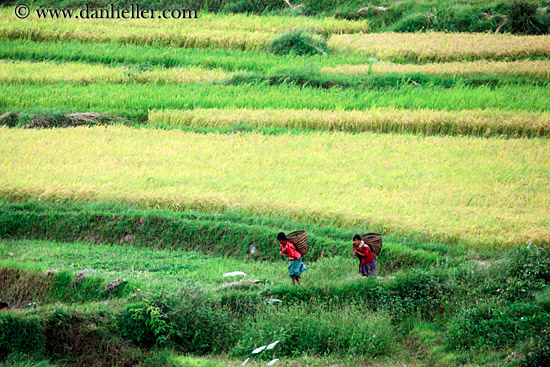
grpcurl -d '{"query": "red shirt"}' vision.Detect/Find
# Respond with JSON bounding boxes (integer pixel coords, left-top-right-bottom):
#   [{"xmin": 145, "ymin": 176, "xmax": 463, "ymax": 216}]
[
  {"xmin": 355, "ymin": 244, "xmax": 375, "ymax": 264},
  {"xmin": 281, "ymin": 241, "xmax": 301, "ymax": 260}
]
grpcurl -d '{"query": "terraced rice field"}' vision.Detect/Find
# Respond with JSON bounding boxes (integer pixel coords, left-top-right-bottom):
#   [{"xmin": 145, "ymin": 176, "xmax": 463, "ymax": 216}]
[{"xmin": 0, "ymin": 4, "xmax": 549, "ymax": 367}]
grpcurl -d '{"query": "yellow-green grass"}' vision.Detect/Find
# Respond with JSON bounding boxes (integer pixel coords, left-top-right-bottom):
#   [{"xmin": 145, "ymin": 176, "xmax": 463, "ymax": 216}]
[
  {"xmin": 0, "ymin": 8, "xmax": 368, "ymax": 35},
  {"xmin": 1, "ymin": 126, "xmax": 548, "ymax": 249},
  {"xmin": 329, "ymin": 32, "xmax": 550, "ymax": 62},
  {"xmin": 0, "ymin": 7, "xmax": 367, "ymax": 50},
  {"xmin": 0, "ymin": 60, "xmax": 230, "ymax": 84},
  {"xmin": 323, "ymin": 59, "xmax": 550, "ymax": 78},
  {"xmin": 149, "ymin": 108, "xmax": 550, "ymax": 138}
]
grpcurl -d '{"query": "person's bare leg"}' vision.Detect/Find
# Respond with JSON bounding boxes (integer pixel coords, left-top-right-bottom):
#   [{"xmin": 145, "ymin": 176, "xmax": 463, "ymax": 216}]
[
  {"xmin": 292, "ymin": 276, "xmax": 296, "ymax": 285},
  {"xmin": 296, "ymin": 276, "xmax": 301, "ymax": 285}
]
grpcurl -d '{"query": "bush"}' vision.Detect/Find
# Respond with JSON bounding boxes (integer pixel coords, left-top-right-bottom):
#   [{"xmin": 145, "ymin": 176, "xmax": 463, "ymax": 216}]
[
  {"xmin": 382, "ymin": 269, "xmax": 449, "ymax": 319},
  {"xmin": 232, "ymin": 304, "xmax": 394, "ymax": 357},
  {"xmin": 119, "ymin": 297, "xmax": 175, "ymax": 348},
  {"xmin": 267, "ymin": 28, "xmax": 328, "ymax": 56},
  {"xmin": 507, "ymin": 0, "xmax": 549, "ymax": 35}
]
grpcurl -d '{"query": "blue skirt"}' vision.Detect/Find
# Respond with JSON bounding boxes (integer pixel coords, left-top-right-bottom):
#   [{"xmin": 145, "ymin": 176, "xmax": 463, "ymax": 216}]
[
  {"xmin": 359, "ymin": 258, "xmax": 377, "ymax": 277},
  {"xmin": 288, "ymin": 258, "xmax": 307, "ymax": 278}
]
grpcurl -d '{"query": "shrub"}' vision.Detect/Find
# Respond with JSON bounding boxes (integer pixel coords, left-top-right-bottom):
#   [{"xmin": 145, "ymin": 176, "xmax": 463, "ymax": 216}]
[
  {"xmin": 119, "ymin": 288, "xmax": 237, "ymax": 353},
  {"xmin": 119, "ymin": 297, "xmax": 175, "ymax": 348},
  {"xmin": 267, "ymin": 28, "xmax": 328, "ymax": 56},
  {"xmin": 382, "ymin": 269, "xmax": 449, "ymax": 319}
]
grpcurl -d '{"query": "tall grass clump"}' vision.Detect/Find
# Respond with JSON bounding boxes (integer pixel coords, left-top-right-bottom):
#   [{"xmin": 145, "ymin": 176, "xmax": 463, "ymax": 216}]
[
  {"xmin": 268, "ymin": 28, "xmax": 328, "ymax": 56},
  {"xmin": 232, "ymin": 304, "xmax": 394, "ymax": 357}
]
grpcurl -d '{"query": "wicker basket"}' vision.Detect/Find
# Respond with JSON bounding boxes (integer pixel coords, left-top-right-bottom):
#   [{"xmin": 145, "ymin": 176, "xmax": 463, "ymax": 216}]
[
  {"xmin": 286, "ymin": 230, "xmax": 308, "ymax": 256},
  {"xmin": 361, "ymin": 233, "xmax": 382, "ymax": 256}
]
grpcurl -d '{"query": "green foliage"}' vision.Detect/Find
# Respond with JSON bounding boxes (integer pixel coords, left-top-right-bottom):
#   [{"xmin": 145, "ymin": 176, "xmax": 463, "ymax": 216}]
[
  {"xmin": 12, "ymin": 0, "xmax": 549, "ymax": 34},
  {"xmin": 232, "ymin": 304, "xmax": 394, "ymax": 357},
  {"xmin": 0, "ymin": 266, "xmax": 129, "ymax": 307},
  {"xmin": 119, "ymin": 298, "xmax": 175, "ymax": 348},
  {"xmin": 0, "ymin": 354, "xmax": 57, "ymax": 367},
  {"xmin": 507, "ymin": 0, "xmax": 550, "ymax": 35},
  {"xmin": 119, "ymin": 289, "xmax": 237, "ymax": 353},
  {"xmin": 383, "ymin": 269, "xmax": 449, "ymax": 319},
  {"xmin": 0, "ymin": 40, "xmax": 369, "ymax": 74},
  {"xmin": 268, "ymin": 28, "xmax": 328, "ymax": 56},
  {"xmin": 447, "ymin": 301, "xmax": 550, "ymax": 350},
  {"xmin": 45, "ymin": 308, "xmax": 141, "ymax": 367},
  {"xmin": 0, "ymin": 314, "xmax": 45, "ymax": 359}
]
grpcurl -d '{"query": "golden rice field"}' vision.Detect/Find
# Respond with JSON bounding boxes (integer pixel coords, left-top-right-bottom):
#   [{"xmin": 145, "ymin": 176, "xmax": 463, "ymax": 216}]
[
  {"xmin": 0, "ymin": 8, "xmax": 366, "ymax": 50},
  {"xmin": 149, "ymin": 108, "xmax": 550, "ymax": 137},
  {"xmin": 0, "ymin": 8, "xmax": 368, "ymax": 35},
  {"xmin": 329, "ymin": 32, "xmax": 550, "ymax": 61},
  {"xmin": 1, "ymin": 126, "xmax": 548, "ymax": 249},
  {"xmin": 0, "ymin": 60, "xmax": 230, "ymax": 84},
  {"xmin": 323, "ymin": 59, "xmax": 550, "ymax": 77}
]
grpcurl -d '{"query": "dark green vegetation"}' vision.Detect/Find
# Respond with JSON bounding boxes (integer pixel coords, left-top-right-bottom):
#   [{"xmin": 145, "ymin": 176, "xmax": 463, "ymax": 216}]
[
  {"xmin": 267, "ymin": 28, "xmax": 329, "ymax": 56},
  {"xmin": 226, "ymin": 66, "xmax": 550, "ymax": 89},
  {"xmin": 5, "ymin": 0, "xmax": 550, "ymax": 34}
]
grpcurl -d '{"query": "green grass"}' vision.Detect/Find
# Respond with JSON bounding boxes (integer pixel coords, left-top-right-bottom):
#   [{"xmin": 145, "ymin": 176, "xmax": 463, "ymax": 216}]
[
  {"xmin": 0, "ymin": 40, "xmax": 370, "ymax": 72},
  {"xmin": 1, "ymin": 83, "xmax": 549, "ymax": 119}
]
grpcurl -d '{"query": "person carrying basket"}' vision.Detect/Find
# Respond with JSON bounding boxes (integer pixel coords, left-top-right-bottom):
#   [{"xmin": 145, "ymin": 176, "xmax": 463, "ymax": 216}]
[
  {"xmin": 278, "ymin": 232, "xmax": 307, "ymax": 285},
  {"xmin": 353, "ymin": 234, "xmax": 377, "ymax": 277}
]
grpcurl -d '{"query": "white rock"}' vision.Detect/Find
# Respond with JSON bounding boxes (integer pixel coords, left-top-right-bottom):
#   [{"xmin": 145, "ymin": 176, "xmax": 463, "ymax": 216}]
[
  {"xmin": 266, "ymin": 340, "xmax": 280, "ymax": 350},
  {"xmin": 223, "ymin": 271, "xmax": 247, "ymax": 278},
  {"xmin": 251, "ymin": 345, "xmax": 266, "ymax": 354},
  {"xmin": 242, "ymin": 358, "xmax": 250, "ymax": 366},
  {"xmin": 267, "ymin": 359, "xmax": 280, "ymax": 366}
]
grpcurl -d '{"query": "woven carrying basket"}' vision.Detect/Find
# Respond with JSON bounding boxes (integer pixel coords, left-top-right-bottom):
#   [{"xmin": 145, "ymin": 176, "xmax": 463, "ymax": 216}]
[
  {"xmin": 361, "ymin": 233, "xmax": 382, "ymax": 256},
  {"xmin": 286, "ymin": 230, "xmax": 308, "ymax": 256}
]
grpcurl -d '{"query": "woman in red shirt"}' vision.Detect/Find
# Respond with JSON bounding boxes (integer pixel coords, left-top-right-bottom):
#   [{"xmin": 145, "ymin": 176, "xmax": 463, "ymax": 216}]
[
  {"xmin": 353, "ymin": 234, "xmax": 376, "ymax": 277},
  {"xmin": 278, "ymin": 232, "xmax": 307, "ymax": 285}
]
